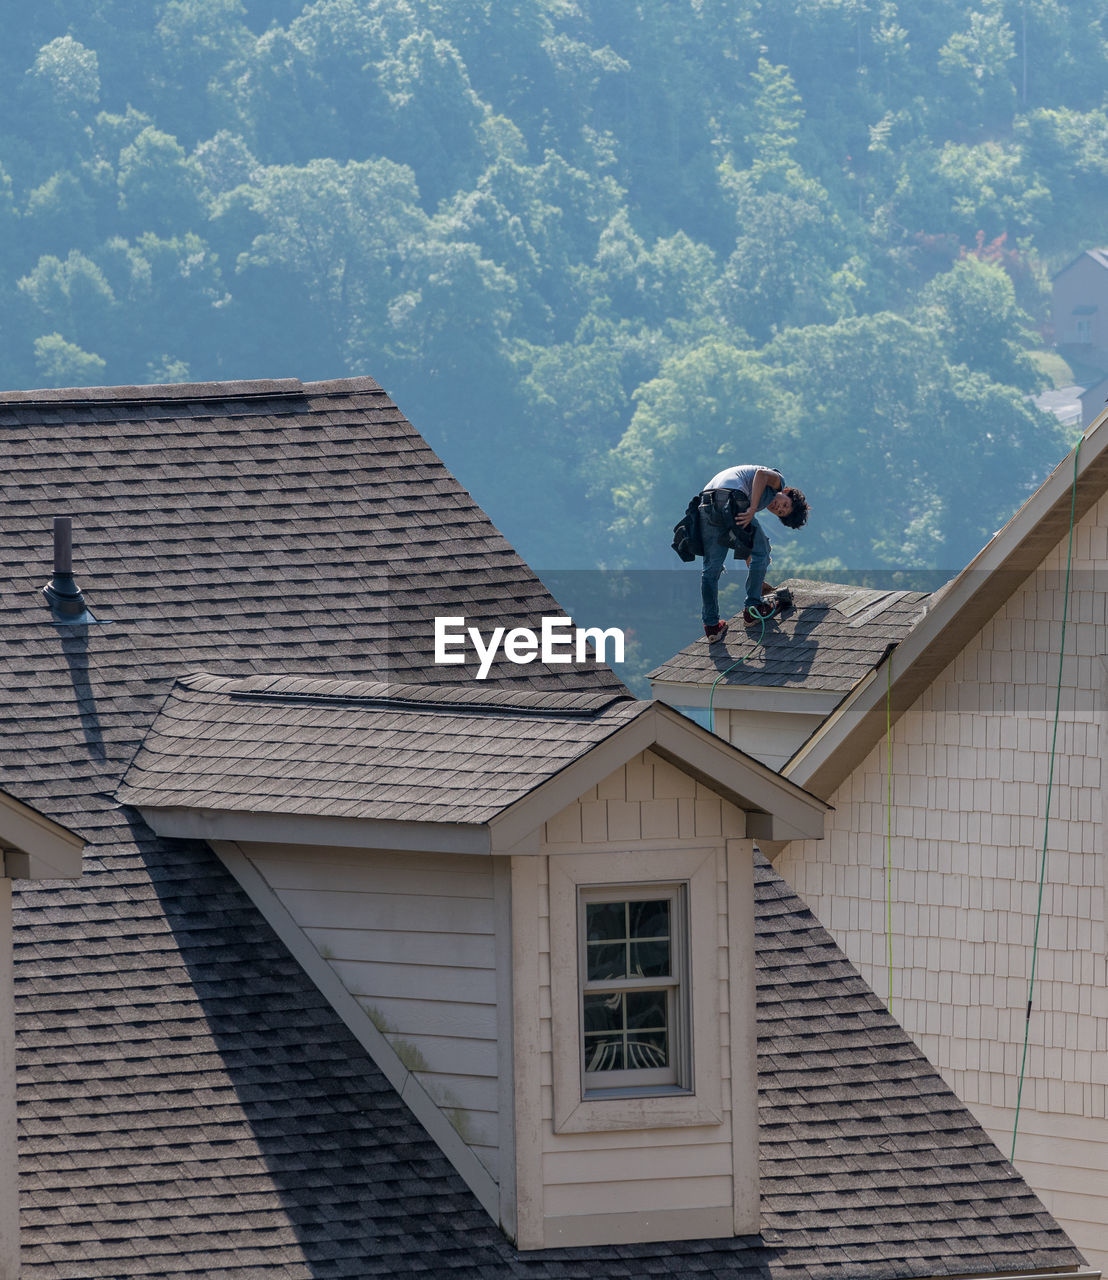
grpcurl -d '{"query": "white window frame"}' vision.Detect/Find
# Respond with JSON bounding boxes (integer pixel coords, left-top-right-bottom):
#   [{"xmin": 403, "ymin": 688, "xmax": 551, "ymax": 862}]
[
  {"xmin": 548, "ymin": 846, "xmax": 724, "ymax": 1134},
  {"xmin": 578, "ymin": 883, "xmax": 689, "ymax": 1093}
]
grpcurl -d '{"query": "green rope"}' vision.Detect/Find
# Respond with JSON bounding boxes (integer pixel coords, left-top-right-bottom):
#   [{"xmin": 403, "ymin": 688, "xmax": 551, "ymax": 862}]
[
  {"xmin": 1011, "ymin": 437, "xmax": 1082, "ymax": 1163},
  {"xmin": 886, "ymin": 658, "xmax": 893, "ymax": 1010},
  {"xmin": 708, "ymin": 609, "xmax": 769, "ymax": 734}
]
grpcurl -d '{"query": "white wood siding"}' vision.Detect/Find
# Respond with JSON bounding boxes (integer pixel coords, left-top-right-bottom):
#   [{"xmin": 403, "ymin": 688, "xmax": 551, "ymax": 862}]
[
  {"xmin": 244, "ymin": 844, "xmax": 502, "ymax": 1180},
  {"xmin": 715, "ymin": 707, "xmax": 824, "ymax": 771},
  {"xmin": 512, "ymin": 750, "xmax": 756, "ymax": 1249},
  {"xmin": 776, "ymin": 492, "xmax": 1108, "ymax": 1270}
]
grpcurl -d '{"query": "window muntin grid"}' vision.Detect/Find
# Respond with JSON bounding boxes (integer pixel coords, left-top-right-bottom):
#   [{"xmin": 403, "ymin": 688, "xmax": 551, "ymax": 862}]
[{"xmin": 578, "ymin": 886, "xmax": 687, "ymax": 1092}]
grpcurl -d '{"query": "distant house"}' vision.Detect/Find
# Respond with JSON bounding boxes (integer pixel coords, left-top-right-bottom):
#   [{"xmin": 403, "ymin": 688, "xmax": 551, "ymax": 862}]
[
  {"xmin": 1080, "ymin": 374, "xmax": 1108, "ymax": 428},
  {"xmin": 652, "ymin": 406, "xmax": 1108, "ymax": 1271},
  {"xmin": 1052, "ymin": 248, "xmax": 1108, "ymax": 371},
  {"xmin": 1033, "ymin": 383, "xmax": 1084, "ymax": 430},
  {"xmin": 0, "ymin": 378, "xmax": 1091, "ymax": 1278}
]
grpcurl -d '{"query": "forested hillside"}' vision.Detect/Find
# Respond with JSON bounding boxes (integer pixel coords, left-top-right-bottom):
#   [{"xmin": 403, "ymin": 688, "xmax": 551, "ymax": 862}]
[{"xmin": 1, "ymin": 0, "xmax": 1103, "ymax": 572}]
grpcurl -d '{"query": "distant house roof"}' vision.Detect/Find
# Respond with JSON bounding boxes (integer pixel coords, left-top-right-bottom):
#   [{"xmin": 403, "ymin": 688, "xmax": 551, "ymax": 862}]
[
  {"xmin": 649, "ymin": 580, "xmax": 929, "ymax": 695},
  {"xmin": 1053, "ymin": 246, "xmax": 1108, "ymax": 279},
  {"xmin": 2, "ymin": 378, "xmax": 1086, "ymax": 1277},
  {"xmin": 1034, "ymin": 384, "xmax": 1085, "ymax": 428}
]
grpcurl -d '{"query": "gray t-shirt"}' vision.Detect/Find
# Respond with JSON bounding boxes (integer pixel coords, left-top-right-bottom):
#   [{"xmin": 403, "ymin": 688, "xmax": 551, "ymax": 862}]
[{"xmin": 704, "ymin": 464, "xmax": 782, "ymax": 499}]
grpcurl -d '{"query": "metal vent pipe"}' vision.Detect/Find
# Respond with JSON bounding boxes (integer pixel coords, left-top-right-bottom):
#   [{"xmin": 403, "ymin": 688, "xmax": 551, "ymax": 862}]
[{"xmin": 43, "ymin": 517, "xmax": 87, "ymax": 617}]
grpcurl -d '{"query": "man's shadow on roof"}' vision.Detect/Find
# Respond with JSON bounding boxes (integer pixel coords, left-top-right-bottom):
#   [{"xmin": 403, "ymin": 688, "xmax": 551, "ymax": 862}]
[{"xmin": 710, "ymin": 604, "xmax": 831, "ymax": 682}]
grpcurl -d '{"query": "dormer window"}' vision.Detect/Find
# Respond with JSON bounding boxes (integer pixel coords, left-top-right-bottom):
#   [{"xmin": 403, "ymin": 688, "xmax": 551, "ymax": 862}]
[
  {"xmin": 579, "ymin": 886, "xmax": 688, "ymax": 1092},
  {"xmin": 549, "ymin": 847, "xmax": 727, "ymax": 1135}
]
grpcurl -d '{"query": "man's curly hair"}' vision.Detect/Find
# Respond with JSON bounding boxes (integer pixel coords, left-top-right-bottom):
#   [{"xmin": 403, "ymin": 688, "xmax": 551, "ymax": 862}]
[{"xmin": 779, "ymin": 486, "xmax": 809, "ymax": 529}]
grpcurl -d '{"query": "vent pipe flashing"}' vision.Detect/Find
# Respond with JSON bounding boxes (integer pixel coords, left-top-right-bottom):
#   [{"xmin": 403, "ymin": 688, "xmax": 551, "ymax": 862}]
[{"xmin": 43, "ymin": 517, "xmax": 96, "ymax": 622}]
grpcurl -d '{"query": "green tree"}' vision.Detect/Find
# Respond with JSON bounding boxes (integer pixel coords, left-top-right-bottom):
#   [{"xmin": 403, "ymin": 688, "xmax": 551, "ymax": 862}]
[
  {"xmin": 917, "ymin": 257, "xmax": 1040, "ymax": 390},
  {"xmin": 604, "ymin": 338, "xmax": 797, "ymax": 567},
  {"xmin": 1015, "ymin": 105, "xmax": 1108, "ymax": 253},
  {"xmin": 28, "ymin": 35, "xmax": 100, "ymax": 114},
  {"xmin": 117, "ymin": 126, "xmax": 206, "ymax": 235},
  {"xmin": 222, "ymin": 156, "xmax": 428, "ymax": 370},
  {"xmin": 717, "ymin": 60, "xmax": 860, "ymax": 340},
  {"xmin": 24, "ymin": 170, "xmax": 98, "ymax": 264},
  {"xmin": 936, "ymin": 4, "xmax": 1017, "ymax": 130},
  {"xmin": 217, "ymin": 0, "xmax": 401, "ymax": 164},
  {"xmin": 33, "ymin": 332, "xmax": 107, "ymax": 386},
  {"xmin": 97, "ymin": 232, "xmax": 227, "ymax": 380},
  {"xmin": 20, "ymin": 36, "xmax": 100, "ymax": 179},
  {"xmin": 19, "ymin": 250, "xmax": 116, "ymax": 357},
  {"xmin": 762, "ymin": 312, "xmax": 1064, "ymax": 568},
  {"xmin": 154, "ymin": 0, "xmax": 253, "ymax": 140},
  {"xmin": 380, "ymin": 32, "xmax": 489, "ymax": 206}
]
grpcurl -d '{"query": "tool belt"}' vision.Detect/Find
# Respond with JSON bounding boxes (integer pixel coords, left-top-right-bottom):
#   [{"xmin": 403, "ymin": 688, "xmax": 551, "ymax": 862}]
[{"xmin": 699, "ymin": 488, "xmax": 756, "ymax": 556}]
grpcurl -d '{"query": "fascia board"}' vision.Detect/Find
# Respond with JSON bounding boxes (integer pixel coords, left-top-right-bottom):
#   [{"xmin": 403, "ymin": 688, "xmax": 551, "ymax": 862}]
[
  {"xmin": 787, "ymin": 416, "xmax": 1108, "ymax": 797},
  {"xmin": 134, "ymin": 805, "xmax": 493, "ymax": 855},
  {"xmin": 488, "ymin": 703, "xmax": 829, "ymax": 852},
  {"xmin": 0, "ymin": 791, "xmax": 84, "ymax": 880},
  {"xmin": 651, "ymin": 678, "xmax": 844, "ymax": 715},
  {"xmin": 933, "ymin": 1273, "xmax": 1100, "ymax": 1280}
]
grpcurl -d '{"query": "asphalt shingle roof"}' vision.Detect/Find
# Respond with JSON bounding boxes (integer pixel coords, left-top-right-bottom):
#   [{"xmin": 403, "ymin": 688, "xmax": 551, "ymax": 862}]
[
  {"xmin": 649, "ymin": 580, "xmax": 929, "ymax": 692},
  {"xmin": 1, "ymin": 377, "xmax": 1084, "ymax": 1278},
  {"xmin": 117, "ymin": 672, "xmax": 641, "ymax": 823}
]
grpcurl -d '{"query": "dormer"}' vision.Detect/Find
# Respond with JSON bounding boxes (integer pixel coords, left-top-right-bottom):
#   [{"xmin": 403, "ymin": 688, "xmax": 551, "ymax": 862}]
[
  {"xmin": 649, "ymin": 581, "xmax": 929, "ymax": 769},
  {"xmin": 118, "ymin": 673, "xmax": 827, "ymax": 1249}
]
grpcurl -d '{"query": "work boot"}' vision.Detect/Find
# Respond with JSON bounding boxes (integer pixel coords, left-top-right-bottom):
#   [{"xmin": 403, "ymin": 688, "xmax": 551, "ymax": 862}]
[
  {"xmin": 744, "ymin": 595, "xmax": 791, "ymax": 626},
  {"xmin": 704, "ymin": 620, "xmax": 728, "ymax": 642}
]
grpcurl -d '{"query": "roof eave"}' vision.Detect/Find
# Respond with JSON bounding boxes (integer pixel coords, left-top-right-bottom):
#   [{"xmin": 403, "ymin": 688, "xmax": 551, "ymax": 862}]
[
  {"xmin": 651, "ymin": 677, "xmax": 846, "ymax": 715},
  {"xmin": 132, "ymin": 804, "xmax": 495, "ymax": 855}
]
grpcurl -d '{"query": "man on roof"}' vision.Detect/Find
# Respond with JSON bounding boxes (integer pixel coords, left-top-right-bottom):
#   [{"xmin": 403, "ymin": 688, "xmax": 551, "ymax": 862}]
[{"xmin": 699, "ymin": 463, "xmax": 809, "ymax": 641}]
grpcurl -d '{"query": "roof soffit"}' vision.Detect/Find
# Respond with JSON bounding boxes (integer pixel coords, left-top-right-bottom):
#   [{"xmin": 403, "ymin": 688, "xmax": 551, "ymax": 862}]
[{"xmin": 0, "ymin": 788, "xmax": 84, "ymax": 879}]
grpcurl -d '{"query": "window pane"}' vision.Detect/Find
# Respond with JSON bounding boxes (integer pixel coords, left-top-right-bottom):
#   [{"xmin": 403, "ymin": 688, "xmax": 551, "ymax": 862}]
[
  {"xmin": 629, "ymin": 898, "xmax": 670, "ymax": 940},
  {"xmin": 630, "ymin": 938, "xmax": 670, "ymax": 977},
  {"xmin": 583, "ymin": 989, "xmax": 670, "ymax": 1074},
  {"xmin": 625, "ymin": 989, "xmax": 667, "ymax": 1031},
  {"xmin": 582, "ymin": 992, "xmax": 623, "ymax": 1033},
  {"xmin": 586, "ymin": 901, "xmax": 625, "ymax": 942},
  {"xmin": 587, "ymin": 941, "xmax": 627, "ymax": 981},
  {"xmin": 625, "ymin": 1030, "xmax": 667, "ymax": 1069},
  {"xmin": 584, "ymin": 1033, "xmax": 624, "ymax": 1072}
]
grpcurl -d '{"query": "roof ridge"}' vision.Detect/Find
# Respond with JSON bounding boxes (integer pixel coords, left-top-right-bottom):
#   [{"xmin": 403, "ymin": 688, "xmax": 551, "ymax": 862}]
[
  {"xmin": 0, "ymin": 376, "xmax": 384, "ymax": 407},
  {"xmin": 177, "ymin": 671, "xmax": 637, "ymax": 720}
]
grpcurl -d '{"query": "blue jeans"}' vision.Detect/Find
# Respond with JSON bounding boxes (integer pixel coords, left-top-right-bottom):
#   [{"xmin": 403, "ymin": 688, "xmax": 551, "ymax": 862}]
[{"xmin": 699, "ymin": 495, "xmax": 771, "ymax": 626}]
